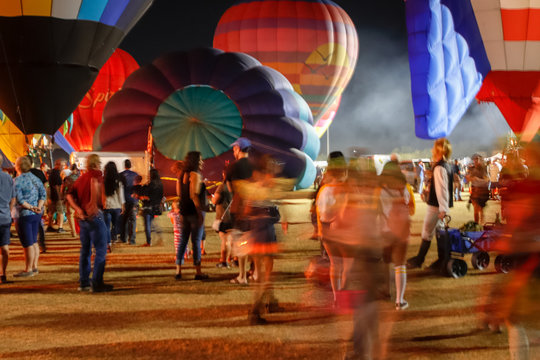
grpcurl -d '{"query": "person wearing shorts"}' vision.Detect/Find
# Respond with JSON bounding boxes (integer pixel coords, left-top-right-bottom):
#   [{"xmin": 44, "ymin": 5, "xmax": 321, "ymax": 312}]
[
  {"xmin": 14, "ymin": 156, "xmax": 47, "ymax": 277},
  {"xmin": 0, "ymin": 156, "xmax": 16, "ymax": 283}
]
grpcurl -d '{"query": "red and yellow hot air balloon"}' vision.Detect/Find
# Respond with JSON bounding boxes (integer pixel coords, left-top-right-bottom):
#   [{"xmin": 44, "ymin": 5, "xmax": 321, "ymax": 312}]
[
  {"xmin": 62, "ymin": 49, "xmax": 139, "ymax": 151},
  {"xmin": 473, "ymin": 1, "xmax": 540, "ymax": 141},
  {"xmin": 213, "ymin": 0, "xmax": 358, "ymax": 137}
]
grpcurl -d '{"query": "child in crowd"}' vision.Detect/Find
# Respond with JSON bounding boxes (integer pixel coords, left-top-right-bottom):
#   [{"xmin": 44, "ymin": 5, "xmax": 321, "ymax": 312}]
[{"xmin": 168, "ymin": 200, "xmax": 182, "ymax": 267}]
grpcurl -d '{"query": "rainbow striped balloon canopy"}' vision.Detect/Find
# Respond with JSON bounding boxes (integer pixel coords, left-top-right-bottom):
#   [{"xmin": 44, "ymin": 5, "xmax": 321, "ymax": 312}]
[{"xmin": 214, "ymin": 0, "xmax": 359, "ymax": 137}]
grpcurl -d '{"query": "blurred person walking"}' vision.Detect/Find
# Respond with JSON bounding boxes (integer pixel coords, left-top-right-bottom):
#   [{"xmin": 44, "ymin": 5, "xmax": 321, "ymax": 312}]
[
  {"xmin": 316, "ymin": 151, "xmax": 348, "ymax": 305},
  {"xmin": 140, "ymin": 168, "xmax": 164, "ymax": 247},
  {"xmin": 479, "ymin": 142, "xmax": 540, "ymax": 360},
  {"xmin": 379, "ymin": 159, "xmax": 413, "ymax": 310},
  {"xmin": 0, "ymin": 154, "xmax": 16, "ymax": 283},
  {"xmin": 103, "ymin": 162, "xmax": 125, "ymax": 251},
  {"xmin": 236, "ymin": 155, "xmax": 284, "ymax": 324},
  {"xmin": 13, "ymin": 156, "xmax": 46, "ymax": 277},
  {"xmin": 119, "ymin": 159, "xmax": 139, "ymax": 245},
  {"xmin": 407, "ymin": 138, "xmax": 453, "ymax": 270},
  {"xmin": 66, "ymin": 154, "xmax": 112, "ymax": 292},
  {"xmin": 175, "ymin": 152, "xmax": 208, "ymax": 280}
]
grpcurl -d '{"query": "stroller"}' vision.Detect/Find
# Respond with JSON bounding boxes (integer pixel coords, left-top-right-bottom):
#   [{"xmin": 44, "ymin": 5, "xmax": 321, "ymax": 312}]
[{"xmin": 434, "ymin": 216, "xmax": 509, "ymax": 278}]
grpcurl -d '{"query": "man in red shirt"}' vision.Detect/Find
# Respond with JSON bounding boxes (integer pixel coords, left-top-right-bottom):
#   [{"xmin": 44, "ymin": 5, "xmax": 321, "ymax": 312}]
[{"xmin": 66, "ymin": 154, "xmax": 112, "ymax": 293}]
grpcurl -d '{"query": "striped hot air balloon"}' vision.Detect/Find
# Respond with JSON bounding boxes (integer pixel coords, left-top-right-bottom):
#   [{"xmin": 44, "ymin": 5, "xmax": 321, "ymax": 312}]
[
  {"xmin": 213, "ymin": 0, "xmax": 359, "ymax": 137},
  {"xmin": 406, "ymin": 0, "xmax": 540, "ymax": 140},
  {"xmin": 0, "ymin": 0, "xmax": 153, "ymax": 135},
  {"xmin": 473, "ymin": 0, "xmax": 540, "ymax": 140}
]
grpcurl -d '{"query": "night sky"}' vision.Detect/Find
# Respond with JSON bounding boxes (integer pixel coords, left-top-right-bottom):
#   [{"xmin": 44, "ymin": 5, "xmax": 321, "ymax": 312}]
[{"xmin": 120, "ymin": 0, "xmax": 511, "ymax": 159}]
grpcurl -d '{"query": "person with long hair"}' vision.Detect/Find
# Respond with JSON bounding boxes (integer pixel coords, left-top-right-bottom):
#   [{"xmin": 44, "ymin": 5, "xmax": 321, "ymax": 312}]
[
  {"xmin": 407, "ymin": 138, "xmax": 454, "ymax": 270},
  {"xmin": 103, "ymin": 162, "xmax": 125, "ymax": 251},
  {"xmin": 13, "ymin": 156, "xmax": 46, "ymax": 277},
  {"xmin": 140, "ymin": 168, "xmax": 164, "ymax": 247},
  {"xmin": 175, "ymin": 151, "xmax": 208, "ymax": 280}
]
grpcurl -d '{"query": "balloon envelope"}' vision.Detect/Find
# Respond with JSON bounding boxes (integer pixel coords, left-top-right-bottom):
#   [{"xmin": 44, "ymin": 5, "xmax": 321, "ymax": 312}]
[
  {"xmin": 213, "ymin": 0, "xmax": 359, "ymax": 136},
  {"xmin": 96, "ymin": 48, "xmax": 320, "ymax": 190},
  {"xmin": 0, "ymin": 0, "xmax": 153, "ymax": 135},
  {"xmin": 64, "ymin": 48, "xmax": 139, "ymax": 151}
]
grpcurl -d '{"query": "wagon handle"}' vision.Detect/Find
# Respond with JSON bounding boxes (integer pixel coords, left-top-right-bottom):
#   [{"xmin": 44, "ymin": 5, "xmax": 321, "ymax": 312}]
[{"xmin": 443, "ymin": 215, "xmax": 451, "ymax": 228}]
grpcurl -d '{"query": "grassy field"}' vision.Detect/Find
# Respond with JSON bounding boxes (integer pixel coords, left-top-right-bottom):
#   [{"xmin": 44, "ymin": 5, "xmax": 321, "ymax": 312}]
[{"xmin": 1, "ymin": 193, "xmax": 538, "ymax": 359}]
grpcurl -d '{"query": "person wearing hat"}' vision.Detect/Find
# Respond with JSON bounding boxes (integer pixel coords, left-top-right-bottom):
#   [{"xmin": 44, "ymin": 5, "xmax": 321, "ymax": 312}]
[{"xmin": 226, "ymin": 137, "xmax": 254, "ymax": 285}]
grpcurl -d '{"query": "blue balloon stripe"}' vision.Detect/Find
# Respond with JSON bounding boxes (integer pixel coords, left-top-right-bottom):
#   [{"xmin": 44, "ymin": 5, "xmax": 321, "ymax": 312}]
[
  {"xmin": 100, "ymin": 0, "xmax": 131, "ymax": 26},
  {"xmin": 77, "ymin": 0, "xmax": 108, "ymax": 22}
]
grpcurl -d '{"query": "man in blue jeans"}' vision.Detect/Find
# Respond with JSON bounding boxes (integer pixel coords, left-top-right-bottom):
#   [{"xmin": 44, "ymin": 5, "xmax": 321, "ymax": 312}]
[
  {"xmin": 66, "ymin": 154, "xmax": 112, "ymax": 293},
  {"xmin": 119, "ymin": 159, "xmax": 139, "ymax": 245}
]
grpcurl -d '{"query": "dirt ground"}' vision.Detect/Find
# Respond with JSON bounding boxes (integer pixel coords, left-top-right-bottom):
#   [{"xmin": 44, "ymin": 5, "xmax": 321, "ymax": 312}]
[{"xmin": 1, "ymin": 192, "xmax": 539, "ymax": 359}]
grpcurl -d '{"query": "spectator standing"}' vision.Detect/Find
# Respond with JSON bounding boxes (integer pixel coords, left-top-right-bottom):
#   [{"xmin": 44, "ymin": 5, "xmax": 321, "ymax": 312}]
[
  {"xmin": 140, "ymin": 168, "xmax": 164, "ymax": 247},
  {"xmin": 119, "ymin": 160, "xmax": 139, "ymax": 245},
  {"xmin": 407, "ymin": 138, "xmax": 453, "ymax": 270},
  {"xmin": 226, "ymin": 138, "xmax": 254, "ymax": 285},
  {"xmin": 29, "ymin": 158, "xmax": 48, "ymax": 252},
  {"xmin": 175, "ymin": 151, "xmax": 208, "ymax": 280},
  {"xmin": 47, "ymin": 159, "xmax": 66, "ymax": 233},
  {"xmin": 13, "ymin": 156, "xmax": 46, "ymax": 277},
  {"xmin": 417, "ymin": 160, "xmax": 425, "ymax": 193},
  {"xmin": 452, "ymin": 159, "xmax": 462, "ymax": 201},
  {"xmin": 213, "ymin": 170, "xmax": 233, "ymax": 269},
  {"xmin": 488, "ymin": 159, "xmax": 502, "ymax": 199},
  {"xmin": 0, "ymin": 155, "xmax": 16, "ymax": 283},
  {"xmin": 66, "ymin": 154, "xmax": 112, "ymax": 292},
  {"xmin": 62, "ymin": 164, "xmax": 80, "ymax": 237},
  {"xmin": 103, "ymin": 162, "xmax": 125, "ymax": 251},
  {"xmin": 466, "ymin": 154, "xmax": 490, "ymax": 225}
]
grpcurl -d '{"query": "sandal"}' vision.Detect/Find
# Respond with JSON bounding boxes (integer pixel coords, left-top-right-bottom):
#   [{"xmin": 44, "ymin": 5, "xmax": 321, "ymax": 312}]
[{"xmin": 229, "ymin": 277, "xmax": 248, "ymax": 285}]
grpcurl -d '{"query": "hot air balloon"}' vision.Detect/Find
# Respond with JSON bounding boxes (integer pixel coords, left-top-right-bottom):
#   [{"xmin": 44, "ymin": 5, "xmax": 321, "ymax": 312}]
[
  {"xmin": 95, "ymin": 48, "xmax": 320, "ymax": 193},
  {"xmin": 406, "ymin": 0, "xmax": 540, "ymax": 140},
  {"xmin": 62, "ymin": 48, "xmax": 139, "ymax": 151},
  {"xmin": 213, "ymin": 0, "xmax": 359, "ymax": 136},
  {"xmin": 406, "ymin": 0, "xmax": 490, "ymax": 139},
  {"xmin": 472, "ymin": 1, "xmax": 540, "ymax": 140},
  {"xmin": 0, "ymin": 0, "xmax": 153, "ymax": 135}
]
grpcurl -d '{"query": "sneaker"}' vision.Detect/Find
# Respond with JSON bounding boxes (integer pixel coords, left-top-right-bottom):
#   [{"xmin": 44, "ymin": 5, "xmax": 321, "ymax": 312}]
[
  {"xmin": 141, "ymin": 243, "xmax": 151, "ymax": 247},
  {"xmin": 396, "ymin": 301, "xmax": 409, "ymax": 310},
  {"xmin": 194, "ymin": 273, "xmax": 209, "ymax": 280},
  {"xmin": 0, "ymin": 275, "xmax": 7, "ymax": 284},
  {"xmin": 57, "ymin": 228, "xmax": 66, "ymax": 233},
  {"xmin": 175, "ymin": 274, "xmax": 182, "ymax": 281},
  {"xmin": 78, "ymin": 286, "xmax": 92, "ymax": 292},
  {"xmin": 46, "ymin": 227, "xmax": 56, "ymax": 232},
  {"xmin": 92, "ymin": 283, "xmax": 114, "ymax": 293},
  {"xmin": 14, "ymin": 271, "xmax": 35, "ymax": 278},
  {"xmin": 216, "ymin": 262, "xmax": 230, "ymax": 269},
  {"xmin": 32, "ymin": 268, "xmax": 39, "ymax": 275}
]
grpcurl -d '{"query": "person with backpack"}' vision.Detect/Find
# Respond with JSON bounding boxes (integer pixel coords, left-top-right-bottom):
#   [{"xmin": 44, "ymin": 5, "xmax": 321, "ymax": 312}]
[{"xmin": 407, "ymin": 138, "xmax": 453, "ymax": 270}]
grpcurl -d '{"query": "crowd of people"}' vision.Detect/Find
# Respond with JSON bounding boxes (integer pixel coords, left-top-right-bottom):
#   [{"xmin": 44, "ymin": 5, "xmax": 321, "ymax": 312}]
[{"xmin": 0, "ymin": 136, "xmax": 538, "ymax": 359}]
